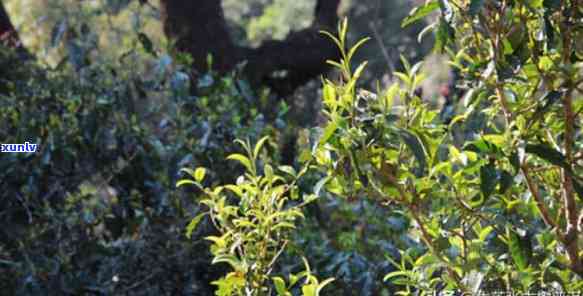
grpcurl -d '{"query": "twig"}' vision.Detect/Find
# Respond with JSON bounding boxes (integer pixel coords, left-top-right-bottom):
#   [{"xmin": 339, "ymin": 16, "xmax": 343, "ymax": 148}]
[
  {"xmin": 382, "ymin": 172, "xmax": 467, "ymax": 290},
  {"xmin": 14, "ymin": 191, "xmax": 32, "ymax": 224},
  {"xmin": 520, "ymin": 163, "xmax": 558, "ymax": 230},
  {"xmin": 368, "ymin": 0, "xmax": 395, "ymax": 77},
  {"xmin": 121, "ymin": 270, "xmax": 162, "ymax": 293},
  {"xmin": 559, "ymin": 0, "xmax": 582, "ymax": 275},
  {"xmin": 266, "ymin": 240, "xmax": 288, "ymax": 275}
]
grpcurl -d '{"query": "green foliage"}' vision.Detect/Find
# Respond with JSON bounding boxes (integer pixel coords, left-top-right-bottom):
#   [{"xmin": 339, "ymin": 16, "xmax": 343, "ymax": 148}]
[
  {"xmin": 271, "ymin": 257, "xmax": 335, "ymax": 296},
  {"xmin": 6, "ymin": 0, "xmax": 164, "ymax": 66},
  {"xmin": 0, "ymin": 31, "xmax": 284, "ymax": 293},
  {"xmin": 312, "ymin": 9, "xmax": 583, "ymax": 294},
  {"xmin": 222, "ymin": 0, "xmax": 433, "ymax": 87},
  {"xmin": 178, "ymin": 137, "xmax": 333, "ymax": 295},
  {"xmin": 402, "ymin": 1, "xmax": 439, "ymax": 28},
  {"xmin": 4, "ymin": 1, "xmax": 583, "ymax": 295},
  {"xmin": 245, "ymin": 0, "xmax": 314, "ymax": 46}
]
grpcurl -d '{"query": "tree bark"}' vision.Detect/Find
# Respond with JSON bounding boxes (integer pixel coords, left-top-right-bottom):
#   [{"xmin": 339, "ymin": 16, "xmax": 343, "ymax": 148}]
[
  {"xmin": 159, "ymin": 0, "xmax": 341, "ymax": 97},
  {"xmin": 0, "ymin": 1, "xmax": 31, "ymax": 95},
  {"xmin": 0, "ymin": 1, "xmax": 25, "ymax": 51},
  {"xmin": 159, "ymin": 0, "xmax": 240, "ymax": 73}
]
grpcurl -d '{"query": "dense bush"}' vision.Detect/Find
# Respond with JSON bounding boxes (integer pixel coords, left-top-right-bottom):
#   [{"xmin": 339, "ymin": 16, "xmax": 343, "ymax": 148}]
[
  {"xmin": 2, "ymin": 0, "xmax": 583, "ymax": 295},
  {"xmin": 0, "ymin": 38, "xmax": 288, "ymax": 293},
  {"xmin": 178, "ymin": 138, "xmax": 335, "ymax": 296},
  {"xmin": 181, "ymin": 1, "xmax": 583, "ymax": 294},
  {"xmin": 311, "ymin": 2, "xmax": 583, "ymax": 293}
]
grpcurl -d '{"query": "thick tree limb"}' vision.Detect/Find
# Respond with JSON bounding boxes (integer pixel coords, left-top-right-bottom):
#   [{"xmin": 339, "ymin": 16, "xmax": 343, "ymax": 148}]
[
  {"xmin": 159, "ymin": 0, "xmax": 342, "ymax": 97},
  {"xmin": 159, "ymin": 0, "xmax": 239, "ymax": 73},
  {"xmin": 0, "ymin": 1, "xmax": 26, "ymax": 52},
  {"xmin": 0, "ymin": 1, "xmax": 32, "ymax": 95}
]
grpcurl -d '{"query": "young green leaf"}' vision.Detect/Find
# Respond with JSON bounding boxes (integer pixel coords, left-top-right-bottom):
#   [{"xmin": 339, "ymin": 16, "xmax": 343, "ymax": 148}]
[
  {"xmin": 227, "ymin": 153, "xmax": 253, "ymax": 172},
  {"xmin": 402, "ymin": 1, "xmax": 439, "ymax": 28},
  {"xmin": 212, "ymin": 255, "xmax": 244, "ymax": 271},
  {"xmin": 347, "ymin": 38, "xmax": 370, "ymax": 64},
  {"xmin": 319, "ymin": 121, "xmax": 338, "ymax": 146},
  {"xmin": 253, "ymin": 136, "xmax": 270, "ymax": 159},
  {"xmin": 384, "ymin": 83, "xmax": 399, "ymax": 112},
  {"xmin": 273, "ymin": 277, "xmax": 290, "ymax": 296},
  {"xmin": 278, "ymin": 165, "xmax": 297, "ymax": 177},
  {"xmin": 507, "ymin": 229, "xmax": 531, "ymax": 270},
  {"xmin": 186, "ymin": 212, "xmax": 207, "ymax": 239},
  {"xmin": 194, "ymin": 167, "xmax": 206, "ymax": 182},
  {"xmin": 352, "ymin": 61, "xmax": 369, "ymax": 81},
  {"xmin": 302, "ymin": 283, "xmax": 317, "ymax": 296},
  {"xmin": 316, "ymin": 278, "xmax": 335, "ymax": 294},
  {"xmin": 176, "ymin": 179, "xmax": 198, "ymax": 188}
]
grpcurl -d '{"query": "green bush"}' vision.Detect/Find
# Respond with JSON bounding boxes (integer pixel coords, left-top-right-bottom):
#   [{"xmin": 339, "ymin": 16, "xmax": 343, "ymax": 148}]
[
  {"xmin": 3, "ymin": 0, "xmax": 583, "ymax": 295},
  {"xmin": 180, "ymin": 2, "xmax": 583, "ymax": 292},
  {"xmin": 0, "ymin": 38, "xmax": 286, "ymax": 293},
  {"xmin": 178, "ymin": 137, "xmax": 334, "ymax": 296},
  {"xmin": 311, "ymin": 2, "xmax": 583, "ymax": 293}
]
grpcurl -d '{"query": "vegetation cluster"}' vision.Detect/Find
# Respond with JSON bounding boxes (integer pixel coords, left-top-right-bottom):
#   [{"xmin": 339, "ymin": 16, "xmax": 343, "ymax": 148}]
[{"xmin": 1, "ymin": 0, "xmax": 582, "ymax": 295}]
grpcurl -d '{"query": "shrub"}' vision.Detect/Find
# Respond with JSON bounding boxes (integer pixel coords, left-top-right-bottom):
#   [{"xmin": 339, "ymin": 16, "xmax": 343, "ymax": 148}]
[
  {"xmin": 178, "ymin": 137, "xmax": 334, "ymax": 296},
  {"xmin": 0, "ymin": 39, "xmax": 284, "ymax": 293},
  {"xmin": 311, "ymin": 2, "xmax": 583, "ymax": 293}
]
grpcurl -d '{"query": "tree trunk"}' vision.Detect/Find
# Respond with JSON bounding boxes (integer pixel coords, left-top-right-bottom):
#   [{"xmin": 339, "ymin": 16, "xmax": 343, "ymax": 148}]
[
  {"xmin": 159, "ymin": 0, "xmax": 240, "ymax": 74},
  {"xmin": 0, "ymin": 1, "xmax": 31, "ymax": 94},
  {"xmin": 159, "ymin": 0, "xmax": 342, "ymax": 97},
  {"xmin": 0, "ymin": 1, "xmax": 25, "ymax": 52}
]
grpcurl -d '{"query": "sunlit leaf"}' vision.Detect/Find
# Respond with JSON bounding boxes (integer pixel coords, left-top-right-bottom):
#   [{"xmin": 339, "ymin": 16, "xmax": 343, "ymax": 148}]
[
  {"xmin": 253, "ymin": 136, "xmax": 270, "ymax": 159},
  {"xmin": 227, "ymin": 153, "xmax": 253, "ymax": 172},
  {"xmin": 402, "ymin": 1, "xmax": 439, "ymax": 28},
  {"xmin": 479, "ymin": 226, "xmax": 494, "ymax": 241},
  {"xmin": 212, "ymin": 255, "xmax": 243, "ymax": 271},
  {"xmin": 319, "ymin": 122, "xmax": 338, "ymax": 145},
  {"xmin": 273, "ymin": 277, "xmax": 290, "ymax": 296},
  {"xmin": 176, "ymin": 179, "xmax": 198, "ymax": 188},
  {"xmin": 186, "ymin": 213, "xmax": 207, "ymax": 239},
  {"xmin": 353, "ymin": 61, "xmax": 369, "ymax": 81},
  {"xmin": 278, "ymin": 165, "xmax": 297, "ymax": 177},
  {"xmin": 316, "ymin": 278, "xmax": 335, "ymax": 294},
  {"xmin": 302, "ymin": 283, "xmax": 317, "ymax": 296},
  {"xmin": 194, "ymin": 167, "xmax": 206, "ymax": 182},
  {"xmin": 507, "ymin": 228, "xmax": 531, "ymax": 270},
  {"xmin": 347, "ymin": 38, "xmax": 370, "ymax": 64}
]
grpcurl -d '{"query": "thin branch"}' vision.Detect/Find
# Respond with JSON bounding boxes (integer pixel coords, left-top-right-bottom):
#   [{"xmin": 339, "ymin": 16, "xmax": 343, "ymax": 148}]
[
  {"xmin": 266, "ymin": 240, "xmax": 288, "ymax": 274},
  {"xmin": 409, "ymin": 206, "xmax": 466, "ymax": 290},
  {"xmin": 382, "ymin": 171, "xmax": 467, "ymax": 290},
  {"xmin": 368, "ymin": 0, "xmax": 395, "ymax": 77},
  {"xmin": 559, "ymin": 0, "xmax": 582, "ymax": 275},
  {"xmin": 0, "ymin": 1, "xmax": 29, "ymax": 57},
  {"xmin": 121, "ymin": 271, "xmax": 162, "ymax": 293},
  {"xmin": 520, "ymin": 163, "xmax": 558, "ymax": 230}
]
